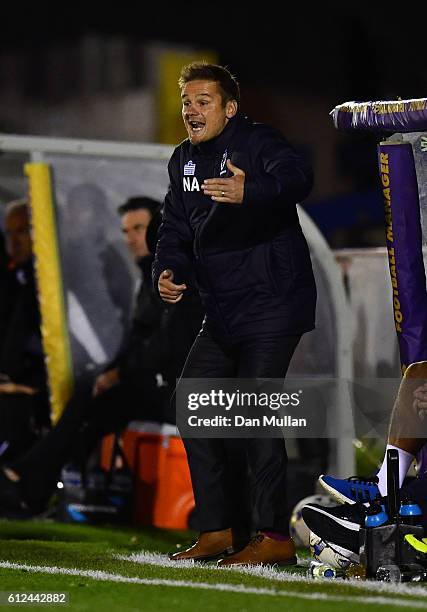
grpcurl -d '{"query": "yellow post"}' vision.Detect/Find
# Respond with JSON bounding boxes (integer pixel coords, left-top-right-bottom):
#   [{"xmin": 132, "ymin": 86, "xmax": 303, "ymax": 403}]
[{"xmin": 25, "ymin": 162, "xmax": 73, "ymax": 423}]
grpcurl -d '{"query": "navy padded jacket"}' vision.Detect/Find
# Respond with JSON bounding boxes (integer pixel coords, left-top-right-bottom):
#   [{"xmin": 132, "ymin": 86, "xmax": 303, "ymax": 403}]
[{"xmin": 153, "ymin": 113, "xmax": 316, "ymax": 341}]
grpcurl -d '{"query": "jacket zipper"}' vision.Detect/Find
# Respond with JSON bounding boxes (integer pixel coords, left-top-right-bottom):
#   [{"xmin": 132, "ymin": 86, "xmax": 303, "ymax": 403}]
[{"xmin": 193, "ymin": 155, "xmax": 231, "ymax": 337}]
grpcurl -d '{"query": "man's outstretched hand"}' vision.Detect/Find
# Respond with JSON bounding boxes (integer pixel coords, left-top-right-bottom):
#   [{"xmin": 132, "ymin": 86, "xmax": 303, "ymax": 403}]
[
  {"xmin": 202, "ymin": 159, "xmax": 245, "ymax": 204},
  {"xmin": 158, "ymin": 269, "xmax": 187, "ymax": 304}
]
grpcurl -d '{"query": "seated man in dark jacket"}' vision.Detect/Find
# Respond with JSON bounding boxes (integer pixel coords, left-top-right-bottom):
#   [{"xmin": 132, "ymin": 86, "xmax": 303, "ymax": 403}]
[
  {"xmin": 0, "ymin": 200, "xmax": 50, "ymax": 462},
  {"xmin": 0, "ymin": 197, "xmax": 204, "ymax": 517}
]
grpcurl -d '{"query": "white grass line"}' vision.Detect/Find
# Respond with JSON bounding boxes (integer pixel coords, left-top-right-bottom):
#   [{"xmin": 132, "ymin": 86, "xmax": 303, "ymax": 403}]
[
  {"xmin": 1, "ymin": 560, "xmax": 427, "ymax": 609},
  {"xmin": 117, "ymin": 550, "xmax": 427, "ymax": 599}
]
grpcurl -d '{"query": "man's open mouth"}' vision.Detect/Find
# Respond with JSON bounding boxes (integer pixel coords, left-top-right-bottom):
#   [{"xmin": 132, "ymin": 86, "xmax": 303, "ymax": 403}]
[{"xmin": 188, "ymin": 121, "xmax": 205, "ymax": 132}]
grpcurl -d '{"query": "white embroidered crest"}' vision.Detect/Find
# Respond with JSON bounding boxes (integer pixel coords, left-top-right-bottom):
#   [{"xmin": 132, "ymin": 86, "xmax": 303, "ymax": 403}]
[{"xmin": 184, "ymin": 160, "xmax": 196, "ymax": 176}]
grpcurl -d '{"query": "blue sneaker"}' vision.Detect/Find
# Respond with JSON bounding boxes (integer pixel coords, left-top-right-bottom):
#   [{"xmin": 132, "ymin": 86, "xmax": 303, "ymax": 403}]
[{"xmin": 319, "ymin": 474, "xmax": 380, "ymax": 505}]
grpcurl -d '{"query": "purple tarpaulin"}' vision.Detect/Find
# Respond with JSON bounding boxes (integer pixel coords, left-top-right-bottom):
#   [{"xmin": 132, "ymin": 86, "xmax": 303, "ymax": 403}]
[
  {"xmin": 332, "ymin": 99, "xmax": 427, "ymax": 133},
  {"xmin": 378, "ymin": 142, "xmax": 427, "ymax": 370}
]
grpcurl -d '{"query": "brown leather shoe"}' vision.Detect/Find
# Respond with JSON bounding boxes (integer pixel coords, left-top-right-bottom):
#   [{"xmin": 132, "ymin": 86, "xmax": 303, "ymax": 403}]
[
  {"xmin": 169, "ymin": 528, "xmax": 240, "ymax": 562},
  {"xmin": 217, "ymin": 533, "xmax": 297, "ymax": 567}
]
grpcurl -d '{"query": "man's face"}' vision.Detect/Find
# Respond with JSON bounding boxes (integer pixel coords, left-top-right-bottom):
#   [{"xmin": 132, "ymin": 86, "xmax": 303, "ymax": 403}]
[
  {"xmin": 5, "ymin": 209, "xmax": 32, "ymax": 265},
  {"xmin": 181, "ymin": 80, "xmax": 237, "ymax": 145},
  {"xmin": 121, "ymin": 208, "xmax": 152, "ymax": 261}
]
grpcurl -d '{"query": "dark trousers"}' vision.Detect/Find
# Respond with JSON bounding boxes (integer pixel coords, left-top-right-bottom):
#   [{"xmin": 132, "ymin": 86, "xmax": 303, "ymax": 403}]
[
  {"xmin": 179, "ymin": 331, "xmax": 300, "ymax": 534},
  {"xmin": 10, "ymin": 382, "xmax": 162, "ymax": 510},
  {"xmin": 0, "ymin": 394, "xmax": 41, "ymax": 462}
]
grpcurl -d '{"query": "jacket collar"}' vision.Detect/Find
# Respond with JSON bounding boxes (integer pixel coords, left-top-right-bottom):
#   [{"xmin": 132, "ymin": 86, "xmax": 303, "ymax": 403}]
[{"xmin": 188, "ymin": 112, "xmax": 249, "ymax": 156}]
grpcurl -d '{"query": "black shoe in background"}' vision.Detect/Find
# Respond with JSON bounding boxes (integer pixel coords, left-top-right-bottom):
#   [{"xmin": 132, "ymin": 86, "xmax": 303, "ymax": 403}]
[{"xmin": 302, "ymin": 502, "xmax": 366, "ymax": 556}]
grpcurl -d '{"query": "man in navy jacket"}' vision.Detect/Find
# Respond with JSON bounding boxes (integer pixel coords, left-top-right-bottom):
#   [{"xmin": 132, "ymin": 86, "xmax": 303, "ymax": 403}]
[{"xmin": 153, "ymin": 62, "xmax": 316, "ymax": 566}]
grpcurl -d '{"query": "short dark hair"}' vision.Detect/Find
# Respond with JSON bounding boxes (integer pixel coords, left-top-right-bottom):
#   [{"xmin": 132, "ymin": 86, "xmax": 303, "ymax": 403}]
[
  {"xmin": 117, "ymin": 196, "xmax": 161, "ymax": 217},
  {"xmin": 178, "ymin": 62, "xmax": 240, "ymax": 107}
]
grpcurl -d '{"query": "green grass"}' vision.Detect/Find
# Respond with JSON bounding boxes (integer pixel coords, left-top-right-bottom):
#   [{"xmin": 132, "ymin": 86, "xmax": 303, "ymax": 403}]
[{"xmin": 0, "ymin": 519, "xmax": 427, "ymax": 611}]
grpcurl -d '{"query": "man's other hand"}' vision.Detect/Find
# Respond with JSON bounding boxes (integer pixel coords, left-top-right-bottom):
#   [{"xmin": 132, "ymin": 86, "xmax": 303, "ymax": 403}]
[
  {"xmin": 158, "ymin": 269, "xmax": 187, "ymax": 304},
  {"xmin": 93, "ymin": 368, "xmax": 120, "ymax": 397},
  {"xmin": 202, "ymin": 159, "xmax": 245, "ymax": 204}
]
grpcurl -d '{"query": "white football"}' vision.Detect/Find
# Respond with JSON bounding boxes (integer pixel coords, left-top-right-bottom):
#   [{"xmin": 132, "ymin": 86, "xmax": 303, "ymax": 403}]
[
  {"xmin": 309, "ymin": 531, "xmax": 357, "ymax": 569},
  {"xmin": 289, "ymin": 494, "xmax": 336, "ymax": 547}
]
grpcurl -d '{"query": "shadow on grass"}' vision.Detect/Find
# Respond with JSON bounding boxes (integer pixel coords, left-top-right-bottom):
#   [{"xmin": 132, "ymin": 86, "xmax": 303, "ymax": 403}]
[{"xmin": 0, "ymin": 519, "xmax": 195, "ymax": 553}]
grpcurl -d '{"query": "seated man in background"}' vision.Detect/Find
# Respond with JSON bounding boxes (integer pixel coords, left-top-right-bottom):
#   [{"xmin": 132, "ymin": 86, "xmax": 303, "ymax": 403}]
[
  {"xmin": 0, "ymin": 196, "xmax": 204, "ymax": 517},
  {"xmin": 0, "ymin": 200, "xmax": 50, "ymax": 462}
]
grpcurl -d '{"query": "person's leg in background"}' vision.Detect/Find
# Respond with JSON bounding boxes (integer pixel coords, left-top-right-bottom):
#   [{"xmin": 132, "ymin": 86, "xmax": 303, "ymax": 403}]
[
  {"xmin": 0, "ymin": 393, "xmax": 40, "ymax": 462},
  {"xmin": 320, "ymin": 361, "xmax": 427, "ymax": 504},
  {"xmin": 0, "ymin": 382, "xmax": 143, "ymax": 514},
  {"xmin": 0, "ymin": 383, "xmax": 93, "ymax": 513}
]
